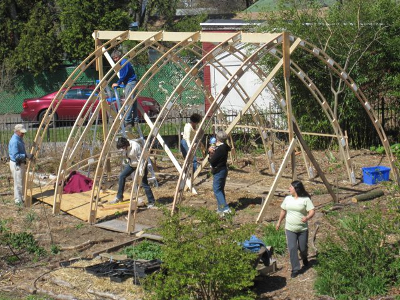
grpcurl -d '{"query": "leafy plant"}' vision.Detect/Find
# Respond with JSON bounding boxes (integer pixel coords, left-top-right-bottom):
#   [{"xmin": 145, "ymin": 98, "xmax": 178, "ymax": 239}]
[
  {"xmin": 121, "ymin": 240, "xmax": 162, "ymax": 260},
  {"xmin": 51, "ymin": 244, "xmax": 60, "ymax": 255},
  {"xmin": 75, "ymin": 223, "xmax": 84, "ymax": 230},
  {"xmin": 262, "ymin": 223, "xmax": 287, "ymax": 256},
  {"xmin": 144, "ymin": 207, "xmax": 258, "ymax": 300},
  {"xmin": 315, "ymin": 207, "xmax": 400, "ymax": 299},
  {"xmin": 25, "ymin": 210, "xmax": 37, "ymax": 223}
]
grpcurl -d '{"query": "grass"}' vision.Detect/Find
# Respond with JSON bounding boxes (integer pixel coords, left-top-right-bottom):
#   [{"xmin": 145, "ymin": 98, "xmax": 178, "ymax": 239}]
[{"xmin": 262, "ymin": 223, "xmax": 287, "ymax": 256}]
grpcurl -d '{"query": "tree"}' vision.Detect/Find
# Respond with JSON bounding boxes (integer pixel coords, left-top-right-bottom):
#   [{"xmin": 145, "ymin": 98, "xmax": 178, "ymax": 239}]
[
  {"xmin": 57, "ymin": 0, "xmax": 130, "ymax": 62},
  {"xmin": 257, "ymin": 0, "xmax": 400, "ymax": 147},
  {"xmin": 12, "ymin": 0, "xmax": 62, "ymax": 75}
]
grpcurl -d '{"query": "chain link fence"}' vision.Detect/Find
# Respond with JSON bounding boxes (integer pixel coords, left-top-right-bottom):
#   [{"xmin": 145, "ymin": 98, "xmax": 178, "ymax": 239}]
[{"xmin": 0, "ymin": 63, "xmax": 204, "ymax": 114}]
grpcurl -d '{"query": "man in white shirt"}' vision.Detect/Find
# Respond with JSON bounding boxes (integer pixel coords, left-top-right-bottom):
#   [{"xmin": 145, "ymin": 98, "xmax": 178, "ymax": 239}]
[{"xmin": 111, "ymin": 137, "xmax": 155, "ymax": 207}]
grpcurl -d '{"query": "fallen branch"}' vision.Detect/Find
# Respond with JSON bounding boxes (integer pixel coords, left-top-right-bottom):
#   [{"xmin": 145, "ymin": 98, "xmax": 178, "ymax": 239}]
[
  {"xmin": 35, "ymin": 288, "xmax": 80, "ymax": 300},
  {"xmin": 60, "ymin": 239, "xmax": 113, "ymax": 251},
  {"xmin": 351, "ymin": 189, "xmax": 384, "ymax": 203},
  {"xmin": 87, "ymin": 289, "xmax": 126, "ymax": 300}
]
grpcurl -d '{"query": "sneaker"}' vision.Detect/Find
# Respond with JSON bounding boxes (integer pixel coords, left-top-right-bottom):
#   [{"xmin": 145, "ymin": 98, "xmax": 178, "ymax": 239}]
[
  {"xmin": 291, "ymin": 270, "xmax": 299, "ymax": 278},
  {"xmin": 147, "ymin": 203, "xmax": 156, "ymax": 209},
  {"xmin": 217, "ymin": 208, "xmax": 232, "ymax": 217},
  {"xmin": 110, "ymin": 197, "xmax": 122, "ymax": 204},
  {"xmin": 15, "ymin": 200, "xmax": 23, "ymax": 206},
  {"xmin": 222, "ymin": 208, "xmax": 232, "ymax": 214}
]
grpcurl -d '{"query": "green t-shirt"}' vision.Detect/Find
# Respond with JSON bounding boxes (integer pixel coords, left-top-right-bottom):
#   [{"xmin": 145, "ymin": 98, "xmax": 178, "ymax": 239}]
[{"xmin": 281, "ymin": 195, "xmax": 314, "ymax": 232}]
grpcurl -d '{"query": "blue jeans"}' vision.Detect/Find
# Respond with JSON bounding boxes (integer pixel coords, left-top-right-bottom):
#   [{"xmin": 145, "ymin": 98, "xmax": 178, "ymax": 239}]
[
  {"xmin": 213, "ymin": 167, "xmax": 228, "ymax": 211},
  {"xmin": 180, "ymin": 139, "xmax": 197, "ymax": 172},
  {"xmin": 117, "ymin": 164, "xmax": 155, "ymax": 204},
  {"xmin": 124, "ymin": 81, "xmax": 138, "ymax": 124}
]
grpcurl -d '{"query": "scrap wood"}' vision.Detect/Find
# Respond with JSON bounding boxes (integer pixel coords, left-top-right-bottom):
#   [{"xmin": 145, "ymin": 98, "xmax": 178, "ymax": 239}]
[
  {"xmin": 35, "ymin": 288, "xmax": 79, "ymax": 300},
  {"xmin": 60, "ymin": 239, "xmax": 113, "ymax": 251},
  {"xmin": 351, "ymin": 189, "xmax": 384, "ymax": 203},
  {"xmin": 88, "ymin": 289, "xmax": 126, "ymax": 300}
]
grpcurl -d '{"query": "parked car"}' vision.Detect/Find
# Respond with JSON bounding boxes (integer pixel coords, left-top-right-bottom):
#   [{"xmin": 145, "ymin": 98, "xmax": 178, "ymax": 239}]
[{"xmin": 21, "ymin": 85, "xmax": 160, "ymax": 123}]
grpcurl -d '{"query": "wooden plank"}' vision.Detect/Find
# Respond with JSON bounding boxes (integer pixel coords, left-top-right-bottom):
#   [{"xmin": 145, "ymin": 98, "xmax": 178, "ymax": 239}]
[{"xmin": 257, "ymin": 138, "xmax": 296, "ymax": 223}]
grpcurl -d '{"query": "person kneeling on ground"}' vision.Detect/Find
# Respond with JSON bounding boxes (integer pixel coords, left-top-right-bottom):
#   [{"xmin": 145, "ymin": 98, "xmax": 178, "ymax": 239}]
[
  {"xmin": 208, "ymin": 131, "xmax": 231, "ymax": 216},
  {"xmin": 111, "ymin": 137, "xmax": 155, "ymax": 208}
]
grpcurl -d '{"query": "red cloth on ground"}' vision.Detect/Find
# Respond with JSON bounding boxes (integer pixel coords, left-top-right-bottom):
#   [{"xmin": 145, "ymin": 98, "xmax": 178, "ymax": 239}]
[{"xmin": 63, "ymin": 171, "xmax": 93, "ymax": 194}]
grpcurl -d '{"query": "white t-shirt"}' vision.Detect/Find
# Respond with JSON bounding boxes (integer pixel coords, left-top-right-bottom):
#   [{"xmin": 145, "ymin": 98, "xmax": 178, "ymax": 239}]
[
  {"xmin": 281, "ymin": 195, "xmax": 314, "ymax": 232},
  {"xmin": 182, "ymin": 122, "xmax": 196, "ymax": 146}
]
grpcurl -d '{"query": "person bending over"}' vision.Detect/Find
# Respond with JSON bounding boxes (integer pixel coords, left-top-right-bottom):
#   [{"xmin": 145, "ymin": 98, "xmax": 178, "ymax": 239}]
[{"xmin": 111, "ymin": 137, "xmax": 155, "ymax": 208}]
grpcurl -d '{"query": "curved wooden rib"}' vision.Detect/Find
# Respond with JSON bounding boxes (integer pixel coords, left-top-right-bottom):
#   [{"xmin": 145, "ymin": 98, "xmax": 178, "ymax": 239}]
[
  {"xmin": 54, "ymin": 32, "xmax": 164, "ymax": 214},
  {"xmin": 296, "ymin": 38, "xmax": 399, "ymax": 183},
  {"xmin": 24, "ymin": 31, "xmax": 129, "ymax": 207},
  {"xmin": 89, "ymin": 32, "xmax": 204, "ymax": 224},
  {"xmin": 172, "ymin": 34, "xmax": 285, "ymax": 213}
]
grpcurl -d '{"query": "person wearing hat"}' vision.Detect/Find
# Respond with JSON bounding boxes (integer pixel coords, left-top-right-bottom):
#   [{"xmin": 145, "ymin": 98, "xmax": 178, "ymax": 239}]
[
  {"xmin": 111, "ymin": 49, "xmax": 138, "ymax": 126},
  {"xmin": 110, "ymin": 137, "xmax": 155, "ymax": 207},
  {"xmin": 8, "ymin": 124, "xmax": 34, "ymax": 205}
]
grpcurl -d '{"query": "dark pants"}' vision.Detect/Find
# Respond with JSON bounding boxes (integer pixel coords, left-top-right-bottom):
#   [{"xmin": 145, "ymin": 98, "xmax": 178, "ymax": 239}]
[
  {"xmin": 213, "ymin": 167, "xmax": 229, "ymax": 212},
  {"xmin": 285, "ymin": 229, "xmax": 309, "ymax": 272},
  {"xmin": 180, "ymin": 139, "xmax": 197, "ymax": 172},
  {"xmin": 117, "ymin": 164, "xmax": 155, "ymax": 203},
  {"xmin": 124, "ymin": 81, "xmax": 138, "ymax": 124}
]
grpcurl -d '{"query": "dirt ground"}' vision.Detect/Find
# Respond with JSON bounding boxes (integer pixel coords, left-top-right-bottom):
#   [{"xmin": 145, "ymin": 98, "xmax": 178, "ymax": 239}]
[{"xmin": 0, "ymin": 147, "xmax": 396, "ymax": 299}]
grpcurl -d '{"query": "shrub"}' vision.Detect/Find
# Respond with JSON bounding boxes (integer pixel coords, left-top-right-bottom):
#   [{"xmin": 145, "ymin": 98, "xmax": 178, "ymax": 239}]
[
  {"xmin": 121, "ymin": 240, "xmax": 162, "ymax": 260},
  {"xmin": 314, "ymin": 206, "xmax": 400, "ymax": 300},
  {"xmin": 144, "ymin": 207, "xmax": 258, "ymax": 300},
  {"xmin": 262, "ymin": 223, "xmax": 287, "ymax": 256}
]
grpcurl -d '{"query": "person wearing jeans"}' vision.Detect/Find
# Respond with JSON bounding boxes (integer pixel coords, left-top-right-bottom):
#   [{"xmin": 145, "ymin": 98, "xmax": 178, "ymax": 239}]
[
  {"xmin": 112, "ymin": 137, "xmax": 155, "ymax": 207},
  {"xmin": 276, "ymin": 180, "xmax": 315, "ymax": 278},
  {"xmin": 111, "ymin": 50, "xmax": 138, "ymax": 125},
  {"xmin": 208, "ymin": 131, "xmax": 231, "ymax": 215},
  {"xmin": 180, "ymin": 113, "xmax": 201, "ymax": 172}
]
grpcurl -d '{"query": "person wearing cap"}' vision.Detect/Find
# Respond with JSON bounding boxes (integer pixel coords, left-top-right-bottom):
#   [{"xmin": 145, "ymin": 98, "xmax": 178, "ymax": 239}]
[
  {"xmin": 180, "ymin": 113, "xmax": 202, "ymax": 172},
  {"xmin": 111, "ymin": 49, "xmax": 138, "ymax": 126},
  {"xmin": 8, "ymin": 124, "xmax": 33, "ymax": 205},
  {"xmin": 110, "ymin": 137, "xmax": 155, "ymax": 208}
]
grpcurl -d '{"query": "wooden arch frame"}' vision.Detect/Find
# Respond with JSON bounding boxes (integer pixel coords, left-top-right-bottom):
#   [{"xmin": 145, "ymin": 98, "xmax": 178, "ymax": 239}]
[{"xmin": 23, "ymin": 30, "xmax": 398, "ymax": 233}]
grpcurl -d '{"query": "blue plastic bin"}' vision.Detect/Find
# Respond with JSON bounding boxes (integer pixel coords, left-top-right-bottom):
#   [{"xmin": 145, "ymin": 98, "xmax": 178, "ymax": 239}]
[{"xmin": 361, "ymin": 166, "xmax": 391, "ymax": 185}]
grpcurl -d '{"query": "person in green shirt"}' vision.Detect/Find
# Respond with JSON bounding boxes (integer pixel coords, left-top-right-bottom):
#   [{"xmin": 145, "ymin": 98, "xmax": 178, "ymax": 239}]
[{"xmin": 276, "ymin": 180, "xmax": 315, "ymax": 278}]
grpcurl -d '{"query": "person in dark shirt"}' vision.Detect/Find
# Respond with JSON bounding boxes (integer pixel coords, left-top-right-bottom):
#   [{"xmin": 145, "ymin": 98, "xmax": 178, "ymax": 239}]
[
  {"xmin": 111, "ymin": 50, "xmax": 138, "ymax": 125},
  {"xmin": 208, "ymin": 130, "xmax": 231, "ymax": 215}
]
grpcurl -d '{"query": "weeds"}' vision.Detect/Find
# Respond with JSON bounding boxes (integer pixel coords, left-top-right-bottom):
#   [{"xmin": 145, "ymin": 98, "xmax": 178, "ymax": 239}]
[
  {"xmin": 262, "ymin": 223, "xmax": 287, "ymax": 256},
  {"xmin": 121, "ymin": 240, "xmax": 162, "ymax": 260},
  {"xmin": 315, "ymin": 204, "xmax": 400, "ymax": 299}
]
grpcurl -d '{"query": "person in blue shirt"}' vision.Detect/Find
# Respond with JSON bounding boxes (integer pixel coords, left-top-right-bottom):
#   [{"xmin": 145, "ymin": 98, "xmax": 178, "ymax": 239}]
[
  {"xmin": 111, "ymin": 50, "xmax": 138, "ymax": 125},
  {"xmin": 8, "ymin": 124, "xmax": 33, "ymax": 205}
]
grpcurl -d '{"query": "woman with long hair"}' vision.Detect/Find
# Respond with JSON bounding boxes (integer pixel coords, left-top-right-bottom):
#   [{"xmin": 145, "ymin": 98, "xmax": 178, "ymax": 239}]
[{"xmin": 276, "ymin": 180, "xmax": 315, "ymax": 278}]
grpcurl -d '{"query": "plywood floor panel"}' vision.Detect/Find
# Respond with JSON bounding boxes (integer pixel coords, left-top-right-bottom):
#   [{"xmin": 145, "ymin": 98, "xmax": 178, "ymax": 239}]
[{"xmin": 30, "ymin": 186, "xmax": 133, "ymax": 221}]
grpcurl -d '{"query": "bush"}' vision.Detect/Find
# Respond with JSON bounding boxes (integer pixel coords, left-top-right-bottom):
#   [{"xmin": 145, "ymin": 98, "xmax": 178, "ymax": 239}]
[
  {"xmin": 262, "ymin": 223, "xmax": 287, "ymax": 256},
  {"xmin": 144, "ymin": 207, "xmax": 258, "ymax": 300},
  {"xmin": 121, "ymin": 240, "xmax": 162, "ymax": 260},
  {"xmin": 314, "ymin": 206, "xmax": 400, "ymax": 300}
]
